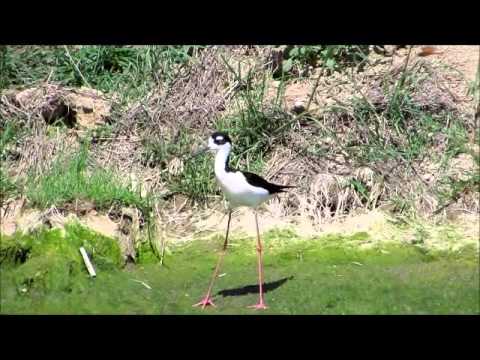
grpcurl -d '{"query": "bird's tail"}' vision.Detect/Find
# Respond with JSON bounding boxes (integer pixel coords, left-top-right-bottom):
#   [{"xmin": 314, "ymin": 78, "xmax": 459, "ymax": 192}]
[{"xmin": 275, "ymin": 184, "xmax": 295, "ymax": 193}]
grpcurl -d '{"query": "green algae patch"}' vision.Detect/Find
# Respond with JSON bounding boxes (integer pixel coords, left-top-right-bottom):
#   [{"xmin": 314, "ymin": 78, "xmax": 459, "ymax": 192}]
[
  {"xmin": 136, "ymin": 241, "xmax": 161, "ymax": 265},
  {"xmin": 1, "ymin": 222, "xmax": 122, "ymax": 300},
  {"xmin": 1, "ymin": 227, "xmax": 478, "ymax": 314}
]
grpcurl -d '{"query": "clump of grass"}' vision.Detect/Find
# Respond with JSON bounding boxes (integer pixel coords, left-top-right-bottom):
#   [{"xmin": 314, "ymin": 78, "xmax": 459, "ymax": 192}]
[
  {"xmin": 169, "ymin": 154, "xmax": 217, "ymax": 202},
  {"xmin": 1, "ymin": 121, "xmax": 23, "ymax": 159},
  {"xmin": 1, "ymin": 45, "xmax": 198, "ymax": 104},
  {"xmin": 140, "ymin": 128, "xmax": 217, "ymax": 202},
  {"xmin": 215, "ymin": 71, "xmax": 293, "ymax": 171},
  {"xmin": 434, "ymin": 168, "xmax": 480, "ymax": 215},
  {"xmin": 0, "ymin": 169, "xmax": 18, "ymax": 204},
  {"xmin": 309, "ymin": 58, "xmax": 472, "ymax": 216},
  {"xmin": 1, "ymin": 122, "xmax": 24, "ymax": 203},
  {"xmin": 26, "ymin": 143, "xmax": 151, "ymax": 215},
  {"xmin": 332, "ymin": 62, "xmax": 464, "ymax": 167},
  {"xmin": 142, "ymin": 128, "xmax": 193, "ymax": 170},
  {"xmin": 0, "ymin": 45, "xmax": 9, "ymax": 89},
  {"xmin": 54, "ymin": 46, "xmax": 189, "ymax": 101},
  {"xmin": 0, "ymin": 46, "xmax": 60, "ymax": 89}
]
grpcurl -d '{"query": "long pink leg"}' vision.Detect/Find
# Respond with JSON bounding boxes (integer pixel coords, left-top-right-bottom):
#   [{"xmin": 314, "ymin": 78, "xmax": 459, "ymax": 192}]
[
  {"xmin": 248, "ymin": 211, "xmax": 268, "ymax": 310},
  {"xmin": 193, "ymin": 210, "xmax": 232, "ymax": 309}
]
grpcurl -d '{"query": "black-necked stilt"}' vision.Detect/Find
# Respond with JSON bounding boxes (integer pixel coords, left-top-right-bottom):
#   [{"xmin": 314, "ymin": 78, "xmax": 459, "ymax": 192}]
[{"xmin": 192, "ymin": 131, "xmax": 293, "ymax": 310}]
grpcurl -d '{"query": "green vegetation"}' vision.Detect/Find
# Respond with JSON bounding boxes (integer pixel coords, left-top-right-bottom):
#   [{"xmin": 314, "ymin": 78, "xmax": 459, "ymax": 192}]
[
  {"xmin": 0, "ymin": 169, "xmax": 18, "ymax": 203},
  {"xmin": 1, "ymin": 223, "xmax": 122, "ymax": 302},
  {"xmin": 26, "ymin": 143, "xmax": 151, "ymax": 215},
  {"xmin": 0, "ymin": 45, "xmax": 198, "ymax": 94},
  {"xmin": 325, "ymin": 69, "xmax": 468, "ymax": 165},
  {"xmin": 1, "ymin": 121, "xmax": 23, "ymax": 160},
  {"xmin": 1, "ymin": 226, "xmax": 478, "ymax": 314},
  {"xmin": 2, "ymin": 45, "xmax": 476, "ymax": 213},
  {"xmin": 1, "ymin": 122, "xmax": 23, "ymax": 202},
  {"xmin": 141, "ymin": 129, "xmax": 217, "ymax": 202},
  {"xmin": 435, "ymin": 169, "xmax": 480, "ymax": 213},
  {"xmin": 280, "ymin": 45, "xmax": 370, "ymax": 76},
  {"xmin": 312, "ymin": 59, "xmax": 477, "ymax": 215},
  {"xmin": 215, "ymin": 74, "xmax": 292, "ymax": 163}
]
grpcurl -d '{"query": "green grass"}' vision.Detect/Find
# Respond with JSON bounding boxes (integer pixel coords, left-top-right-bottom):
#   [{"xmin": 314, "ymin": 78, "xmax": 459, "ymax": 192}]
[
  {"xmin": 0, "ymin": 120, "xmax": 25, "ymax": 160},
  {"xmin": 0, "ymin": 169, "xmax": 18, "ymax": 203},
  {"xmin": 26, "ymin": 143, "xmax": 151, "ymax": 215},
  {"xmin": 170, "ymin": 154, "xmax": 217, "ymax": 202},
  {"xmin": 322, "ymin": 60, "xmax": 471, "ymax": 166},
  {"xmin": 1, "ymin": 226, "xmax": 478, "ymax": 315},
  {"xmin": 215, "ymin": 76, "xmax": 292, "ymax": 164},
  {"xmin": 313, "ymin": 60, "xmax": 475, "ymax": 215},
  {"xmin": 0, "ymin": 45, "xmax": 200, "ymax": 105},
  {"xmin": 141, "ymin": 128, "xmax": 218, "ymax": 202},
  {"xmin": 278, "ymin": 45, "xmax": 370, "ymax": 77}
]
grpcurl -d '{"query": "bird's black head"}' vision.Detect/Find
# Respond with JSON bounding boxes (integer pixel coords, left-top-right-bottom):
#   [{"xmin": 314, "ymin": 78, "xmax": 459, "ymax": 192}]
[
  {"xmin": 210, "ymin": 132, "xmax": 232, "ymax": 146},
  {"xmin": 192, "ymin": 131, "xmax": 232, "ymax": 158}
]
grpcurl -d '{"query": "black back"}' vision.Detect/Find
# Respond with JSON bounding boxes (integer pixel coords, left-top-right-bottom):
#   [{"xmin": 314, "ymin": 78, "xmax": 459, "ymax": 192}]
[{"xmin": 242, "ymin": 171, "xmax": 294, "ymax": 194}]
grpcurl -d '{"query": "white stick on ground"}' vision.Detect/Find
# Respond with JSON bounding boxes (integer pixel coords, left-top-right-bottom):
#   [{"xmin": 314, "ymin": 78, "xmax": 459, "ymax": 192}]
[
  {"xmin": 79, "ymin": 247, "xmax": 96, "ymax": 277},
  {"xmin": 131, "ymin": 279, "xmax": 152, "ymax": 290}
]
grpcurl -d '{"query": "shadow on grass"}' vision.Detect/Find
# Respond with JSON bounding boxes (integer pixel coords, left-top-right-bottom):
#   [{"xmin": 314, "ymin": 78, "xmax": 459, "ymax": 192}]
[{"xmin": 216, "ymin": 276, "xmax": 294, "ymax": 297}]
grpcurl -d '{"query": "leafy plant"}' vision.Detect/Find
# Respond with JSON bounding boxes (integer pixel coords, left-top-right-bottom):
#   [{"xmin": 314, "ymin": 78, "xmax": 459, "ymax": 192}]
[{"xmin": 281, "ymin": 45, "xmax": 370, "ymax": 76}]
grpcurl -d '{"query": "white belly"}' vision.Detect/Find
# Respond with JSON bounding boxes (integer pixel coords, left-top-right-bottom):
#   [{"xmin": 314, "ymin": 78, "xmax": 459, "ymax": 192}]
[{"xmin": 216, "ymin": 171, "xmax": 271, "ymax": 208}]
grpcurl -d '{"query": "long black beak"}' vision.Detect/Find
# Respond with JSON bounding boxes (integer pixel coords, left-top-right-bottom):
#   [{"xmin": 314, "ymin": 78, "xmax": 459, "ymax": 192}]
[{"xmin": 191, "ymin": 146, "xmax": 209, "ymax": 158}]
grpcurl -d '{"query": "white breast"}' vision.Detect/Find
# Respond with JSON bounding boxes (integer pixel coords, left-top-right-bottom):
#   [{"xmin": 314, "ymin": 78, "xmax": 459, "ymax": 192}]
[{"xmin": 216, "ymin": 171, "xmax": 271, "ymax": 209}]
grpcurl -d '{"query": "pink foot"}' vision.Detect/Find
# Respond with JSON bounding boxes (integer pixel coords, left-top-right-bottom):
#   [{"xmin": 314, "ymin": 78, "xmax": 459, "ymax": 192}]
[
  {"xmin": 247, "ymin": 302, "xmax": 268, "ymax": 310},
  {"xmin": 193, "ymin": 296, "xmax": 216, "ymax": 309}
]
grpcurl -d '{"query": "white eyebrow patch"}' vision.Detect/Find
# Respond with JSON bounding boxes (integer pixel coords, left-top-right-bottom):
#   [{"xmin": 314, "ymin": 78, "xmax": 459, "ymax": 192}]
[{"xmin": 215, "ymin": 136, "xmax": 224, "ymax": 141}]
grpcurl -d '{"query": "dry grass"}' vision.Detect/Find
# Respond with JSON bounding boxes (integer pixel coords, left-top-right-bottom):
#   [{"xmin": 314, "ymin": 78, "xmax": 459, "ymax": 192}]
[
  {"xmin": 87, "ymin": 47, "xmax": 243, "ymax": 198},
  {"xmin": 1, "ymin": 45, "xmax": 478, "ymax": 246},
  {"xmin": 1, "ymin": 84, "xmax": 81, "ymax": 180}
]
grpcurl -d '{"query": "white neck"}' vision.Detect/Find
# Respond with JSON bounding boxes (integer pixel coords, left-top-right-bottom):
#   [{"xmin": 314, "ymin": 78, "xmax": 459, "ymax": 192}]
[{"xmin": 214, "ymin": 144, "xmax": 232, "ymax": 177}]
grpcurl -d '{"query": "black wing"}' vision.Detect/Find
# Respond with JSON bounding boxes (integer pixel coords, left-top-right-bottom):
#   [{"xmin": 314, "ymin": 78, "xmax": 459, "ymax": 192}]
[{"xmin": 241, "ymin": 171, "xmax": 294, "ymax": 194}]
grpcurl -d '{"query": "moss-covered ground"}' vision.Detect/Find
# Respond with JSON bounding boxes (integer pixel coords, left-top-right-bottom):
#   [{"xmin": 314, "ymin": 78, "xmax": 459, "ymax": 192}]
[{"xmin": 1, "ymin": 225, "xmax": 478, "ymax": 314}]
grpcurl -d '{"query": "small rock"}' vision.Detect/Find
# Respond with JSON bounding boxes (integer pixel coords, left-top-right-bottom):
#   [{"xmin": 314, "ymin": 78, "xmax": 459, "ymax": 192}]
[
  {"xmin": 64, "ymin": 87, "xmax": 111, "ymax": 129},
  {"xmin": 1, "ymin": 198, "xmax": 26, "ymax": 236},
  {"xmin": 6, "ymin": 85, "xmax": 111, "ymax": 130},
  {"xmin": 84, "ymin": 214, "xmax": 118, "ymax": 239},
  {"xmin": 13, "ymin": 87, "xmax": 45, "ymax": 108}
]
